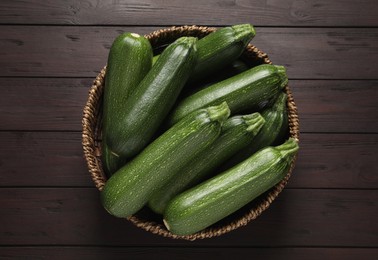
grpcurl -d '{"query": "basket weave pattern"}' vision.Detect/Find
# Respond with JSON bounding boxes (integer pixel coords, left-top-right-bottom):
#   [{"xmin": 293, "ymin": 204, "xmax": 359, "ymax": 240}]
[{"xmin": 82, "ymin": 25, "xmax": 300, "ymax": 240}]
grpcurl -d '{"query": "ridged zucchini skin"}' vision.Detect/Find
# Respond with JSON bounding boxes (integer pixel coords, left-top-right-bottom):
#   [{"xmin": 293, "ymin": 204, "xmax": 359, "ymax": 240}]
[
  {"xmin": 106, "ymin": 37, "xmax": 198, "ymax": 159},
  {"xmin": 153, "ymin": 24, "xmax": 255, "ymax": 82},
  {"xmin": 168, "ymin": 64, "xmax": 288, "ymax": 126},
  {"xmin": 190, "ymin": 24, "xmax": 255, "ymax": 82},
  {"xmin": 258, "ymin": 91, "xmax": 289, "ymax": 147},
  {"xmin": 163, "ymin": 138, "xmax": 299, "ymax": 236},
  {"xmin": 148, "ymin": 112, "xmax": 265, "ymax": 215},
  {"xmin": 101, "ymin": 102, "xmax": 231, "ymax": 218},
  {"xmin": 222, "ymin": 91, "xmax": 289, "ymax": 170},
  {"xmin": 180, "ymin": 59, "xmax": 250, "ymax": 100},
  {"xmin": 101, "ymin": 33, "xmax": 153, "ymax": 174}
]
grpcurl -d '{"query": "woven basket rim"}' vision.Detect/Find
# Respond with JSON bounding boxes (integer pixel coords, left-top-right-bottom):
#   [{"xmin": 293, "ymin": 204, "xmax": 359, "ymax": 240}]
[{"xmin": 82, "ymin": 25, "xmax": 300, "ymax": 241}]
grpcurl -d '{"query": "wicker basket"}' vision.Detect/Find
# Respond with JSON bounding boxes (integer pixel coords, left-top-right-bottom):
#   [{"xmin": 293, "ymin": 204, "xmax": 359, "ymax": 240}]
[{"xmin": 82, "ymin": 25, "xmax": 300, "ymax": 240}]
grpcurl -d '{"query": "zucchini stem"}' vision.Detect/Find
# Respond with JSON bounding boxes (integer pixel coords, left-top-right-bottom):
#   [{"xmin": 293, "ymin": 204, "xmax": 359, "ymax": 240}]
[
  {"xmin": 163, "ymin": 219, "xmax": 171, "ymax": 231},
  {"xmin": 206, "ymin": 102, "xmax": 231, "ymax": 123},
  {"xmin": 276, "ymin": 138, "xmax": 299, "ymax": 161},
  {"xmin": 243, "ymin": 113, "xmax": 265, "ymax": 136},
  {"xmin": 274, "ymin": 65, "xmax": 289, "ymax": 88},
  {"xmin": 232, "ymin": 24, "xmax": 256, "ymax": 46}
]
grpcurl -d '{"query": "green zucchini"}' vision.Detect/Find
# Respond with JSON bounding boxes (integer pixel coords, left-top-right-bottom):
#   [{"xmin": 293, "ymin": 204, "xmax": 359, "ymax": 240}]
[
  {"xmin": 153, "ymin": 24, "xmax": 255, "ymax": 82},
  {"xmin": 168, "ymin": 64, "xmax": 288, "ymax": 126},
  {"xmin": 106, "ymin": 37, "xmax": 198, "ymax": 159},
  {"xmin": 101, "ymin": 141, "xmax": 129, "ymax": 176},
  {"xmin": 257, "ymin": 91, "xmax": 289, "ymax": 147},
  {"xmin": 148, "ymin": 112, "xmax": 265, "ymax": 214},
  {"xmin": 101, "ymin": 32, "xmax": 153, "ymax": 174},
  {"xmin": 101, "ymin": 142, "xmax": 121, "ymax": 176},
  {"xmin": 101, "ymin": 102, "xmax": 230, "ymax": 218},
  {"xmin": 221, "ymin": 91, "xmax": 289, "ymax": 170},
  {"xmin": 224, "ymin": 59, "xmax": 250, "ymax": 77},
  {"xmin": 163, "ymin": 138, "xmax": 299, "ymax": 236},
  {"xmin": 180, "ymin": 59, "xmax": 250, "ymax": 100}
]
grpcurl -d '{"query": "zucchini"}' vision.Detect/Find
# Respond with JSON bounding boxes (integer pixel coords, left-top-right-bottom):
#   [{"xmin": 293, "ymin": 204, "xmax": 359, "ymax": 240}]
[
  {"xmin": 153, "ymin": 24, "xmax": 256, "ymax": 82},
  {"xmin": 223, "ymin": 59, "xmax": 250, "ymax": 77},
  {"xmin": 101, "ymin": 32, "xmax": 153, "ymax": 174},
  {"xmin": 163, "ymin": 138, "xmax": 299, "ymax": 236},
  {"xmin": 106, "ymin": 37, "xmax": 198, "ymax": 159},
  {"xmin": 101, "ymin": 142, "xmax": 129, "ymax": 176},
  {"xmin": 221, "ymin": 91, "xmax": 289, "ymax": 170},
  {"xmin": 148, "ymin": 112, "xmax": 265, "ymax": 214},
  {"xmin": 168, "ymin": 64, "xmax": 288, "ymax": 126},
  {"xmin": 180, "ymin": 59, "xmax": 250, "ymax": 100},
  {"xmin": 101, "ymin": 102, "xmax": 230, "ymax": 218},
  {"xmin": 101, "ymin": 142, "xmax": 121, "ymax": 176},
  {"xmin": 256, "ymin": 91, "xmax": 289, "ymax": 148}
]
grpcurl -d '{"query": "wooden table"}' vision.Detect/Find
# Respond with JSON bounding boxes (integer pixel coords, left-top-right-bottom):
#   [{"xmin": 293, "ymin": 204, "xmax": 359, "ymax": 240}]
[{"xmin": 1, "ymin": 1, "xmax": 377, "ymax": 259}]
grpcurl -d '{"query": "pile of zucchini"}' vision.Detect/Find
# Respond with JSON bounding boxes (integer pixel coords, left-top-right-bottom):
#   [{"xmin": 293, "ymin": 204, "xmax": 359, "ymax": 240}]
[{"xmin": 100, "ymin": 24, "xmax": 299, "ymax": 236}]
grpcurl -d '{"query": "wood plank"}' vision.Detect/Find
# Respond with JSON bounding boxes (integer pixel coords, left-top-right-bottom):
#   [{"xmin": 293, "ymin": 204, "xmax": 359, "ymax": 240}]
[
  {"xmin": 0, "ymin": 247, "xmax": 377, "ymax": 260},
  {"xmin": 1, "ymin": 132, "xmax": 377, "ymax": 189},
  {"xmin": 2, "ymin": 78, "xmax": 377, "ymax": 132},
  {"xmin": 0, "ymin": 26, "xmax": 377, "ymax": 78},
  {"xmin": 0, "ymin": 0, "xmax": 378, "ymax": 27},
  {"xmin": 0, "ymin": 78, "xmax": 92, "ymax": 131},
  {"xmin": 0, "ymin": 132, "xmax": 91, "ymax": 187},
  {"xmin": 288, "ymin": 133, "xmax": 378, "ymax": 189},
  {"xmin": 0, "ymin": 188, "xmax": 376, "ymax": 246},
  {"xmin": 290, "ymin": 80, "xmax": 378, "ymax": 133}
]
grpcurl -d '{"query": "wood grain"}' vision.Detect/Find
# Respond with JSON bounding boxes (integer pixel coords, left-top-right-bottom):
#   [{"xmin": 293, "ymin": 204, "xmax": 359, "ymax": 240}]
[
  {"xmin": 0, "ymin": 247, "xmax": 377, "ymax": 260},
  {"xmin": 0, "ymin": 78, "xmax": 91, "ymax": 131},
  {"xmin": 1, "ymin": 132, "xmax": 377, "ymax": 189},
  {"xmin": 0, "ymin": 0, "xmax": 378, "ymax": 27},
  {"xmin": 1, "ymin": 78, "xmax": 377, "ymax": 132},
  {"xmin": 290, "ymin": 80, "xmax": 378, "ymax": 133},
  {"xmin": 0, "ymin": 26, "xmax": 377, "ymax": 78},
  {"xmin": 289, "ymin": 133, "xmax": 378, "ymax": 189},
  {"xmin": 0, "ymin": 188, "xmax": 376, "ymax": 246},
  {"xmin": 0, "ymin": 131, "xmax": 92, "ymax": 187}
]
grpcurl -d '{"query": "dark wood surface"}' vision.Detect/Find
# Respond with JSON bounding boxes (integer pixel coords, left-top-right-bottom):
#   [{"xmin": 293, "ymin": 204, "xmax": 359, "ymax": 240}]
[
  {"xmin": 1, "ymin": 26, "xmax": 378, "ymax": 78},
  {"xmin": 1, "ymin": 1, "xmax": 377, "ymax": 259}
]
